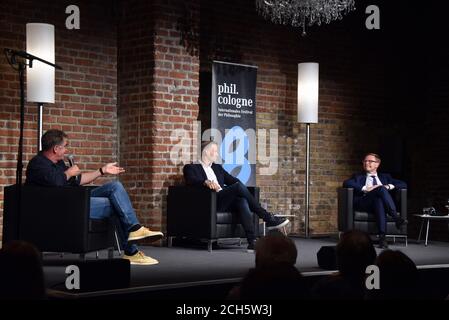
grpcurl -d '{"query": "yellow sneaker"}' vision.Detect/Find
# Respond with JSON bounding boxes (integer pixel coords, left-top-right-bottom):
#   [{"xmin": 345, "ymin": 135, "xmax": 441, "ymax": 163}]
[
  {"xmin": 123, "ymin": 251, "xmax": 159, "ymax": 265},
  {"xmin": 128, "ymin": 226, "xmax": 163, "ymax": 241}
]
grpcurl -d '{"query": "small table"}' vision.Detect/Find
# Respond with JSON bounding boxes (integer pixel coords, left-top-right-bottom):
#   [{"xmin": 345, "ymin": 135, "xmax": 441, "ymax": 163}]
[{"xmin": 413, "ymin": 214, "xmax": 449, "ymax": 246}]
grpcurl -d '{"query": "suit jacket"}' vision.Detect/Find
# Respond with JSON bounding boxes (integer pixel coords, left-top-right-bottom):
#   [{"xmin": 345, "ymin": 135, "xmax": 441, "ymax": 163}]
[
  {"xmin": 183, "ymin": 163, "xmax": 240, "ymax": 188},
  {"xmin": 343, "ymin": 172, "xmax": 407, "ymax": 202}
]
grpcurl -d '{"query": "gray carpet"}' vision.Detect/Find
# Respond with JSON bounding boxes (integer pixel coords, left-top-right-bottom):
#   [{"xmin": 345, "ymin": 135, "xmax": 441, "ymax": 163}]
[{"xmin": 44, "ymin": 237, "xmax": 449, "ymax": 289}]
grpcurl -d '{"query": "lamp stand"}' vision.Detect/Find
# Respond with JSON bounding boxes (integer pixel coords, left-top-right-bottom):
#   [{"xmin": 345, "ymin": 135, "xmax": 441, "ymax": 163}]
[
  {"xmin": 4, "ymin": 48, "xmax": 61, "ymax": 241},
  {"xmin": 37, "ymin": 103, "xmax": 43, "ymax": 151},
  {"xmin": 304, "ymin": 123, "xmax": 311, "ymax": 238}
]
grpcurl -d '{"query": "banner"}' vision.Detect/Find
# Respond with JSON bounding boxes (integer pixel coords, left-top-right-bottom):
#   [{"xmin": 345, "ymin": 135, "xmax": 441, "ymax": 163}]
[{"xmin": 211, "ymin": 61, "xmax": 257, "ymax": 186}]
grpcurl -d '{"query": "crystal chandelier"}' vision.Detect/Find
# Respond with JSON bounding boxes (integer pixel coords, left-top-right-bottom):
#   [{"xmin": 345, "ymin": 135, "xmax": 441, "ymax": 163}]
[{"xmin": 256, "ymin": 0, "xmax": 356, "ymax": 36}]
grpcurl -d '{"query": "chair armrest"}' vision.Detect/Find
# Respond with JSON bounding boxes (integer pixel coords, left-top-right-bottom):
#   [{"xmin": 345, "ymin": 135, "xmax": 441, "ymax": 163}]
[
  {"xmin": 3, "ymin": 185, "xmax": 91, "ymax": 252},
  {"xmin": 338, "ymin": 187, "xmax": 354, "ymax": 232},
  {"xmin": 395, "ymin": 188, "xmax": 407, "ymax": 219},
  {"xmin": 167, "ymin": 186, "xmax": 217, "ymax": 239}
]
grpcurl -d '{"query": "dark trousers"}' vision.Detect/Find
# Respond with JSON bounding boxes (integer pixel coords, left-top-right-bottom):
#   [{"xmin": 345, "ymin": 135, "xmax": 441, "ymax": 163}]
[
  {"xmin": 354, "ymin": 186, "xmax": 398, "ymax": 234},
  {"xmin": 217, "ymin": 182, "xmax": 270, "ymax": 242}
]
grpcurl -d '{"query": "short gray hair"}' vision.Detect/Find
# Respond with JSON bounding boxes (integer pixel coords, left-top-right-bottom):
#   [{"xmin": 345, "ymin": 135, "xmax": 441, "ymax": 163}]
[{"xmin": 201, "ymin": 140, "xmax": 218, "ymax": 154}]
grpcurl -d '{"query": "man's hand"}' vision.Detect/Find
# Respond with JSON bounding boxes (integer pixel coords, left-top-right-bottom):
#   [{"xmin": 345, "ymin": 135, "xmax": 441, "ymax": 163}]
[
  {"xmin": 210, "ymin": 181, "xmax": 221, "ymax": 192},
  {"xmin": 65, "ymin": 165, "xmax": 81, "ymax": 179},
  {"xmin": 204, "ymin": 180, "xmax": 214, "ymax": 190},
  {"xmin": 366, "ymin": 185, "xmax": 381, "ymax": 192},
  {"xmin": 102, "ymin": 162, "xmax": 125, "ymax": 175},
  {"xmin": 204, "ymin": 180, "xmax": 220, "ymax": 192}
]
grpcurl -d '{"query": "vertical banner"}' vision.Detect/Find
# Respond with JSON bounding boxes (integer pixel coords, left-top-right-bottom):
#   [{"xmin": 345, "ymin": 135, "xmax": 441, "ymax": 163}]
[{"xmin": 211, "ymin": 61, "xmax": 257, "ymax": 186}]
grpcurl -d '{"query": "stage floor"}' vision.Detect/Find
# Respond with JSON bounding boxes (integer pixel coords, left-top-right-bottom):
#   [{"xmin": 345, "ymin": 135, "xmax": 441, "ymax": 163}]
[{"xmin": 44, "ymin": 237, "xmax": 449, "ymax": 292}]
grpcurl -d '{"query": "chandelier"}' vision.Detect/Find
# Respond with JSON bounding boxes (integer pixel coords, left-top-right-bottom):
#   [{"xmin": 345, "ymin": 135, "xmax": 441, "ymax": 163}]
[{"xmin": 256, "ymin": 0, "xmax": 356, "ymax": 36}]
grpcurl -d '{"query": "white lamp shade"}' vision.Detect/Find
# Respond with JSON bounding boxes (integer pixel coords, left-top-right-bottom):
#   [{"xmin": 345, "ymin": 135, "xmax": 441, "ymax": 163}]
[
  {"xmin": 26, "ymin": 23, "xmax": 55, "ymax": 103},
  {"xmin": 297, "ymin": 62, "xmax": 319, "ymax": 124}
]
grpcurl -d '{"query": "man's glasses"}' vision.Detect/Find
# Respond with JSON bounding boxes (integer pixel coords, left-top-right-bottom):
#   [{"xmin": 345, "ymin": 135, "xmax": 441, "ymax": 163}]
[{"xmin": 363, "ymin": 160, "xmax": 379, "ymax": 164}]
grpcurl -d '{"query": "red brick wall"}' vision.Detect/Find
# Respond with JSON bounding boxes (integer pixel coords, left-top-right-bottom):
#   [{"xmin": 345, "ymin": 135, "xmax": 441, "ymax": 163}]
[
  {"xmin": 117, "ymin": 0, "xmax": 200, "ymax": 233},
  {"xmin": 2, "ymin": 0, "xmax": 447, "ymax": 243},
  {"xmin": 0, "ymin": 0, "xmax": 118, "ymax": 240}
]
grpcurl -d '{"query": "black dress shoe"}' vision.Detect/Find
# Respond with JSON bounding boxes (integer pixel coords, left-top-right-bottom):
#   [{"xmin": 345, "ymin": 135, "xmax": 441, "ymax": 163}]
[
  {"xmin": 247, "ymin": 239, "xmax": 256, "ymax": 251},
  {"xmin": 378, "ymin": 235, "xmax": 389, "ymax": 249},
  {"xmin": 265, "ymin": 216, "xmax": 290, "ymax": 230}
]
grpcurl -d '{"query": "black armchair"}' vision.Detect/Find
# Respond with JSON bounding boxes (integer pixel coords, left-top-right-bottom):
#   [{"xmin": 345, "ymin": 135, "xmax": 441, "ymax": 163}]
[
  {"xmin": 2, "ymin": 185, "xmax": 119, "ymax": 258},
  {"xmin": 338, "ymin": 187, "xmax": 408, "ymax": 245},
  {"xmin": 167, "ymin": 185, "xmax": 260, "ymax": 251}
]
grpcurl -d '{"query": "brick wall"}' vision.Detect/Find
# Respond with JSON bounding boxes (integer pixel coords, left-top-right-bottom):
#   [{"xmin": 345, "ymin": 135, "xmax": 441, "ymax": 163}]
[
  {"xmin": 1, "ymin": 0, "xmax": 448, "ymax": 242},
  {"xmin": 0, "ymin": 0, "xmax": 118, "ymax": 240},
  {"xmin": 117, "ymin": 0, "xmax": 200, "ymax": 235}
]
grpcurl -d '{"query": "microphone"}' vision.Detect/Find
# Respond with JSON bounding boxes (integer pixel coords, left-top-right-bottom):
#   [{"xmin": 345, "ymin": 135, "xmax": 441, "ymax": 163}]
[
  {"xmin": 67, "ymin": 154, "xmax": 75, "ymax": 167},
  {"xmin": 4, "ymin": 48, "xmax": 63, "ymax": 69}
]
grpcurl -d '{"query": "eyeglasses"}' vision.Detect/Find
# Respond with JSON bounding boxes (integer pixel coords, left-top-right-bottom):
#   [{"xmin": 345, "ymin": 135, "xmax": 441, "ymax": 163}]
[{"xmin": 363, "ymin": 160, "xmax": 379, "ymax": 164}]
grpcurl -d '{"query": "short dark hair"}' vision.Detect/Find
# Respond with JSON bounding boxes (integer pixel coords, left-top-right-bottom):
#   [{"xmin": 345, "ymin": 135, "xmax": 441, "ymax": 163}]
[
  {"xmin": 336, "ymin": 230, "xmax": 377, "ymax": 277},
  {"xmin": 41, "ymin": 129, "xmax": 67, "ymax": 151},
  {"xmin": 364, "ymin": 153, "xmax": 381, "ymax": 162},
  {"xmin": 0, "ymin": 240, "xmax": 45, "ymax": 299},
  {"xmin": 255, "ymin": 231, "xmax": 297, "ymax": 268}
]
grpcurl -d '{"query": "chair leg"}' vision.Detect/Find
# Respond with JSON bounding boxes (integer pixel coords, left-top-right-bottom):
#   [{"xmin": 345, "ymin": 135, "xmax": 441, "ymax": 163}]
[
  {"xmin": 207, "ymin": 240, "xmax": 213, "ymax": 252},
  {"xmin": 168, "ymin": 236, "xmax": 173, "ymax": 248},
  {"xmin": 114, "ymin": 230, "xmax": 122, "ymax": 256},
  {"xmin": 96, "ymin": 251, "xmax": 99, "ymax": 259},
  {"xmin": 108, "ymin": 248, "xmax": 114, "ymax": 259}
]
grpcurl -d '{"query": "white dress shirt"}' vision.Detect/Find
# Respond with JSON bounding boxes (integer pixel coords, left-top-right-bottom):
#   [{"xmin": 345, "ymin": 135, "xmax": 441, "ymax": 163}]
[
  {"xmin": 200, "ymin": 160, "xmax": 222, "ymax": 192},
  {"xmin": 362, "ymin": 173, "xmax": 394, "ymax": 192}
]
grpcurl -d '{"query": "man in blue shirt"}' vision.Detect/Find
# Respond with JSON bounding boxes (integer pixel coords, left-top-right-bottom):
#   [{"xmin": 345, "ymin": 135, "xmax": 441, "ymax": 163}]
[{"xmin": 26, "ymin": 129, "xmax": 162, "ymax": 265}]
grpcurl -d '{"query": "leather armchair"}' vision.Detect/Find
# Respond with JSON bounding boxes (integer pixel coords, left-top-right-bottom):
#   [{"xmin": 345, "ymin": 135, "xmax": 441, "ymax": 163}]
[
  {"xmin": 2, "ymin": 185, "xmax": 118, "ymax": 258},
  {"xmin": 338, "ymin": 187, "xmax": 408, "ymax": 243},
  {"xmin": 167, "ymin": 185, "xmax": 260, "ymax": 251}
]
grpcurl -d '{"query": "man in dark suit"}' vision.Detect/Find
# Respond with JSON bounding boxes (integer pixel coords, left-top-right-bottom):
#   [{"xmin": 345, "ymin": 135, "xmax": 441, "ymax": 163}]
[
  {"xmin": 183, "ymin": 141, "xmax": 290, "ymax": 250},
  {"xmin": 343, "ymin": 153, "xmax": 407, "ymax": 248}
]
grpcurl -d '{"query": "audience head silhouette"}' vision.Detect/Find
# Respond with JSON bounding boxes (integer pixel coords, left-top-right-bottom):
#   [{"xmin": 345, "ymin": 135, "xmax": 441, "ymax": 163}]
[
  {"xmin": 369, "ymin": 250, "xmax": 419, "ymax": 300},
  {"xmin": 337, "ymin": 230, "xmax": 377, "ymax": 278},
  {"xmin": 255, "ymin": 230, "xmax": 297, "ymax": 268},
  {"xmin": 228, "ymin": 232, "xmax": 308, "ymax": 299},
  {"xmin": 0, "ymin": 241, "xmax": 46, "ymax": 300}
]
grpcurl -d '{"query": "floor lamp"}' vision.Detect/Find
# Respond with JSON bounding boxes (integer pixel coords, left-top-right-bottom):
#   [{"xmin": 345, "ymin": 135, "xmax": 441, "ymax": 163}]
[
  {"xmin": 26, "ymin": 23, "xmax": 56, "ymax": 151},
  {"xmin": 297, "ymin": 63, "xmax": 319, "ymax": 238}
]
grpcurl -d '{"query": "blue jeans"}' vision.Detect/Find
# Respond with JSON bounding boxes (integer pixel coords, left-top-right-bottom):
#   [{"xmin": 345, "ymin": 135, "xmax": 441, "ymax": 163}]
[{"xmin": 90, "ymin": 181, "xmax": 139, "ymax": 254}]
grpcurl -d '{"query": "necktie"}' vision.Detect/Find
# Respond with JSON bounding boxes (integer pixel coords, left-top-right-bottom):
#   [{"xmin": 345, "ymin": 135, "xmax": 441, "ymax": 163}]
[{"xmin": 371, "ymin": 175, "xmax": 378, "ymax": 186}]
